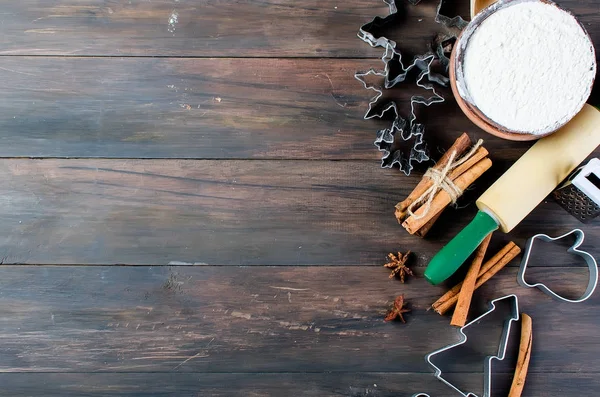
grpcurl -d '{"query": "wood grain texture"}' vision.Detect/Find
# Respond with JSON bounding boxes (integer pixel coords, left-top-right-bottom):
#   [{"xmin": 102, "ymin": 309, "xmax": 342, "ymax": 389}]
[
  {"xmin": 0, "ymin": 0, "xmax": 599, "ymax": 395},
  {"xmin": 0, "ymin": 0, "xmax": 445, "ymax": 57},
  {"xmin": 0, "ymin": 56, "xmax": 545, "ymax": 161},
  {"xmin": 0, "ymin": 64, "xmax": 596, "ymax": 161},
  {"xmin": 0, "ymin": 0, "xmax": 596, "ymax": 60},
  {"xmin": 0, "ymin": 372, "xmax": 596, "ymax": 396},
  {"xmin": 0, "ymin": 159, "xmax": 597, "ymax": 265},
  {"xmin": 0, "ymin": 265, "xmax": 597, "ymax": 376},
  {"xmin": 0, "ymin": 58, "xmax": 380, "ymax": 159}
]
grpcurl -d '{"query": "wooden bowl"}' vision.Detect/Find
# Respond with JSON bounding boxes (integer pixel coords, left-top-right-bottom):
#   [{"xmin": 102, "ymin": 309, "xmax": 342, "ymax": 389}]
[{"xmin": 450, "ymin": 0, "xmax": 597, "ymax": 141}]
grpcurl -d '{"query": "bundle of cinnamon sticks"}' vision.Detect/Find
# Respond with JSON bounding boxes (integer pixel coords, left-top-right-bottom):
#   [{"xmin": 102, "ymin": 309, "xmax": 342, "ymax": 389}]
[{"xmin": 395, "ymin": 133, "xmax": 491, "ymax": 237}]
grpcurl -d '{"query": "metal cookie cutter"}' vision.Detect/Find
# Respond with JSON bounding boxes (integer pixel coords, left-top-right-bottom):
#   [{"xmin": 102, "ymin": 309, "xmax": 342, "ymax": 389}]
[
  {"xmin": 412, "ymin": 393, "xmax": 477, "ymax": 397},
  {"xmin": 414, "ymin": 295, "xmax": 519, "ymax": 397},
  {"xmin": 553, "ymin": 158, "xmax": 600, "ymax": 223},
  {"xmin": 354, "ymin": 0, "xmax": 462, "ymax": 175},
  {"xmin": 354, "ymin": 54, "xmax": 444, "ymax": 174},
  {"xmin": 517, "ymin": 229, "xmax": 598, "ymax": 303}
]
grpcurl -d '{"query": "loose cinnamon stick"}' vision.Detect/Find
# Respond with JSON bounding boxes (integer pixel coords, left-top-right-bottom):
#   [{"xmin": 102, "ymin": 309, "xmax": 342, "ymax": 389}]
[
  {"xmin": 395, "ymin": 133, "xmax": 471, "ymax": 222},
  {"xmin": 431, "ymin": 282, "xmax": 462, "ymax": 313},
  {"xmin": 432, "ymin": 242, "xmax": 521, "ymax": 315},
  {"xmin": 508, "ymin": 313, "xmax": 533, "ymax": 397},
  {"xmin": 431, "ymin": 242, "xmax": 516, "ymax": 314},
  {"xmin": 403, "ymin": 158, "xmax": 492, "ymax": 234},
  {"xmin": 477, "ymin": 241, "xmax": 518, "ymax": 275},
  {"xmin": 451, "ymin": 233, "xmax": 493, "ymax": 327},
  {"xmin": 474, "ymin": 244, "xmax": 521, "ymax": 287}
]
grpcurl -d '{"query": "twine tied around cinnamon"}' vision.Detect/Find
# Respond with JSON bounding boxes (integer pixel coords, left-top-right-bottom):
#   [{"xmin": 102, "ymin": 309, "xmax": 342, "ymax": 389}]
[{"xmin": 407, "ymin": 139, "xmax": 483, "ymax": 220}]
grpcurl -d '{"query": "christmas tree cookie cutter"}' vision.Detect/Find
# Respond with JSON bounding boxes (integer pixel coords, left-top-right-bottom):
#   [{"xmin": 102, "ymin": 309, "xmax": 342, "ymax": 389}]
[
  {"xmin": 414, "ymin": 294, "xmax": 520, "ymax": 397},
  {"xmin": 517, "ymin": 229, "xmax": 598, "ymax": 303}
]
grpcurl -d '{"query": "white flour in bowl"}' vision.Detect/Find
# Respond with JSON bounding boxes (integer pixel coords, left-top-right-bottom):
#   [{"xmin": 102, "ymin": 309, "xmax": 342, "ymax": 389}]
[{"xmin": 460, "ymin": 1, "xmax": 596, "ymax": 135}]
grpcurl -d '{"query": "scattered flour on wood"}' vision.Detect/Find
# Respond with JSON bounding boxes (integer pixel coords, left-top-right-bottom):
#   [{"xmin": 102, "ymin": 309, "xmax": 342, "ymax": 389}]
[
  {"xmin": 460, "ymin": 1, "xmax": 596, "ymax": 134},
  {"xmin": 168, "ymin": 10, "xmax": 179, "ymax": 33}
]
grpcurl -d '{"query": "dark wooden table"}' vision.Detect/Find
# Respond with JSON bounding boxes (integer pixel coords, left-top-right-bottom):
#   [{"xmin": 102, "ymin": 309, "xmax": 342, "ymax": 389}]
[{"xmin": 0, "ymin": 0, "xmax": 599, "ymax": 395}]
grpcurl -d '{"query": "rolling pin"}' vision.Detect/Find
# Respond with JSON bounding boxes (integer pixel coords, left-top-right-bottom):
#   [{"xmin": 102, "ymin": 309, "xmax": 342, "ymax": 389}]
[{"xmin": 425, "ymin": 104, "xmax": 600, "ymax": 285}]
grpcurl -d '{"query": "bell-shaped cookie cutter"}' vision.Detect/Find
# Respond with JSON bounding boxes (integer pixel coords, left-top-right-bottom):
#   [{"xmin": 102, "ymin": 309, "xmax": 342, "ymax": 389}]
[{"xmin": 517, "ymin": 229, "xmax": 598, "ymax": 303}]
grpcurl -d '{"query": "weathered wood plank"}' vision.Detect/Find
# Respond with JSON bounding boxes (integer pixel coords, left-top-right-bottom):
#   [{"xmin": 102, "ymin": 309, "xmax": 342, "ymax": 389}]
[
  {"xmin": 0, "ymin": 58, "xmax": 385, "ymax": 159},
  {"xmin": 0, "ymin": 159, "xmax": 597, "ymax": 265},
  {"xmin": 0, "ymin": 57, "xmax": 595, "ymax": 161},
  {"xmin": 0, "ymin": 372, "xmax": 596, "ymax": 396},
  {"xmin": 0, "ymin": 0, "xmax": 451, "ymax": 57},
  {"xmin": 0, "ymin": 0, "xmax": 596, "ymax": 60},
  {"xmin": 0, "ymin": 266, "xmax": 597, "ymax": 375}
]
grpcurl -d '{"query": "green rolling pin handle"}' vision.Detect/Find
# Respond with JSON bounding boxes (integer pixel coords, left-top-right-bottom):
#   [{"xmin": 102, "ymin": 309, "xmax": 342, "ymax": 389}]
[{"xmin": 424, "ymin": 210, "xmax": 499, "ymax": 285}]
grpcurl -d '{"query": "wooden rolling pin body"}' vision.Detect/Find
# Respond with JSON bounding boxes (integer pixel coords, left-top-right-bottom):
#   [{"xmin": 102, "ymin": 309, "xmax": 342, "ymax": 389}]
[{"xmin": 477, "ymin": 104, "xmax": 600, "ymax": 232}]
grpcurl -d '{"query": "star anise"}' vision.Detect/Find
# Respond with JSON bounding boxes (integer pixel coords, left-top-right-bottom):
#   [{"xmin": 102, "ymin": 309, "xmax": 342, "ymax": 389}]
[
  {"xmin": 384, "ymin": 251, "xmax": 414, "ymax": 283},
  {"xmin": 385, "ymin": 294, "xmax": 411, "ymax": 323}
]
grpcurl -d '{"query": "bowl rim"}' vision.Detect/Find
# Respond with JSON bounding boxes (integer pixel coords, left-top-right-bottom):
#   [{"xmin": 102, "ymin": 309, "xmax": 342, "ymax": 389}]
[{"xmin": 452, "ymin": 0, "xmax": 597, "ymax": 140}]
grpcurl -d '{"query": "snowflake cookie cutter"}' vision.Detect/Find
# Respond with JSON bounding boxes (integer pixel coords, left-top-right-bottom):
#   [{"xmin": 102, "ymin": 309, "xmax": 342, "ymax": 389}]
[
  {"xmin": 354, "ymin": 0, "xmax": 465, "ymax": 175},
  {"xmin": 517, "ymin": 229, "xmax": 598, "ymax": 303},
  {"xmin": 414, "ymin": 294, "xmax": 520, "ymax": 397},
  {"xmin": 354, "ymin": 53, "xmax": 445, "ymax": 173},
  {"xmin": 435, "ymin": 0, "xmax": 469, "ymax": 30}
]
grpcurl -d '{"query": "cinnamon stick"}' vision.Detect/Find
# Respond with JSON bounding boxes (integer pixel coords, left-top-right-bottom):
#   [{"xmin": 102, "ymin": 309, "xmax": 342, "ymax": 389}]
[
  {"xmin": 414, "ymin": 211, "xmax": 443, "ymax": 238},
  {"xmin": 474, "ymin": 244, "xmax": 521, "ymax": 286},
  {"xmin": 432, "ymin": 242, "xmax": 521, "ymax": 315},
  {"xmin": 447, "ymin": 146, "xmax": 489, "ymax": 181},
  {"xmin": 430, "ymin": 282, "xmax": 463, "ymax": 314},
  {"xmin": 395, "ymin": 133, "xmax": 471, "ymax": 222},
  {"xmin": 477, "ymin": 240, "xmax": 518, "ymax": 275},
  {"xmin": 508, "ymin": 313, "xmax": 533, "ymax": 397},
  {"xmin": 395, "ymin": 144, "xmax": 486, "ymax": 225},
  {"xmin": 430, "ymin": 243, "xmax": 513, "ymax": 315},
  {"xmin": 403, "ymin": 158, "xmax": 492, "ymax": 234},
  {"xmin": 451, "ymin": 233, "xmax": 493, "ymax": 327},
  {"xmin": 408, "ymin": 147, "xmax": 489, "ymax": 237}
]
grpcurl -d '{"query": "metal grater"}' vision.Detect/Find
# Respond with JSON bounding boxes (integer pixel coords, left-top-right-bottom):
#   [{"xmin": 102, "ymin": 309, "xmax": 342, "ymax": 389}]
[{"xmin": 552, "ymin": 158, "xmax": 600, "ymax": 223}]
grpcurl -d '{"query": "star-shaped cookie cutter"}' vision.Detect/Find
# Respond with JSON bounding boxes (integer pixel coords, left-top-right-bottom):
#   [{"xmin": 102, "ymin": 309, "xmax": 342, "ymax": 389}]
[
  {"xmin": 517, "ymin": 229, "xmax": 598, "ymax": 303},
  {"xmin": 355, "ymin": 0, "xmax": 465, "ymax": 175},
  {"xmin": 414, "ymin": 294, "xmax": 520, "ymax": 397}
]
